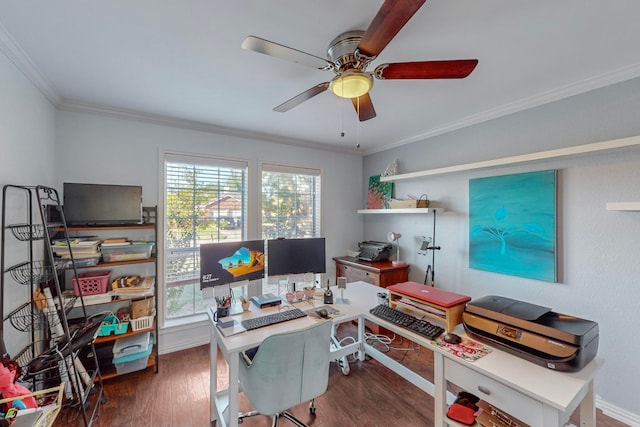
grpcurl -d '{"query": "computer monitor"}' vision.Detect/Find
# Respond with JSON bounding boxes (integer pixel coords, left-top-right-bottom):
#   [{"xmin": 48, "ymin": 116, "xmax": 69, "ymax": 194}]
[
  {"xmin": 200, "ymin": 240, "xmax": 265, "ymax": 289},
  {"xmin": 63, "ymin": 182, "xmax": 143, "ymax": 225},
  {"xmin": 267, "ymin": 237, "xmax": 326, "ymax": 276}
]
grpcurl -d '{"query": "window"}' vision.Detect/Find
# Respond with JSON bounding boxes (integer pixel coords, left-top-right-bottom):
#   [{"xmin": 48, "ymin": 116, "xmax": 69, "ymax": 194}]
[
  {"xmin": 164, "ymin": 154, "xmax": 248, "ymax": 319},
  {"xmin": 261, "ymin": 163, "xmax": 322, "ymax": 239},
  {"xmin": 261, "ymin": 163, "xmax": 322, "ymax": 294}
]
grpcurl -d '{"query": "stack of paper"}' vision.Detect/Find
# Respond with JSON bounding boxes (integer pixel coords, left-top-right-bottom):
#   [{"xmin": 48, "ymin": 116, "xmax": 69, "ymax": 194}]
[
  {"xmin": 396, "ymin": 297, "xmax": 446, "ymax": 319},
  {"xmin": 51, "ymin": 238, "xmax": 101, "ymax": 259}
]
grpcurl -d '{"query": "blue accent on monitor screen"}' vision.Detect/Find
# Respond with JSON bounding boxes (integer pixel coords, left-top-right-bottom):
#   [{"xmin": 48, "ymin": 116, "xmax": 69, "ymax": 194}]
[
  {"xmin": 267, "ymin": 237, "xmax": 326, "ymax": 276},
  {"xmin": 200, "ymin": 240, "xmax": 265, "ymax": 289}
]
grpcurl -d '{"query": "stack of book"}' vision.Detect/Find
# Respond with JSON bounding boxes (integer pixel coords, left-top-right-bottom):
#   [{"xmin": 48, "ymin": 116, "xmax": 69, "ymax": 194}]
[
  {"xmin": 100, "ymin": 237, "xmax": 130, "ymax": 247},
  {"xmin": 112, "ymin": 276, "xmax": 155, "ymax": 298},
  {"xmin": 51, "ymin": 238, "xmax": 101, "ymax": 259}
]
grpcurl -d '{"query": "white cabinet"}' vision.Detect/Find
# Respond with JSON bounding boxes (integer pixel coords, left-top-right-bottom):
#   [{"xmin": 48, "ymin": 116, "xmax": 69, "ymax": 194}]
[{"xmin": 444, "ymin": 357, "xmax": 542, "ymax": 426}]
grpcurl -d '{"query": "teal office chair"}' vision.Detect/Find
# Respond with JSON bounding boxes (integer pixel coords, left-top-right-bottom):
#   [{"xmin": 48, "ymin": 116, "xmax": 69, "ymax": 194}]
[{"xmin": 238, "ymin": 320, "xmax": 333, "ymax": 427}]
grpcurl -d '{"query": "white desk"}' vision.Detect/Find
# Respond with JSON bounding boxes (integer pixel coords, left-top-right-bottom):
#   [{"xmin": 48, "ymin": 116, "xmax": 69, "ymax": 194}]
[{"xmin": 208, "ymin": 281, "xmax": 599, "ymax": 427}]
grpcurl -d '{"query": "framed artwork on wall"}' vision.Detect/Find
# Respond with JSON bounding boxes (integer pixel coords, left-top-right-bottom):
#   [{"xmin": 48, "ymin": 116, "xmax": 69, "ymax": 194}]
[
  {"xmin": 367, "ymin": 175, "xmax": 393, "ymax": 209},
  {"xmin": 469, "ymin": 169, "xmax": 557, "ymax": 282}
]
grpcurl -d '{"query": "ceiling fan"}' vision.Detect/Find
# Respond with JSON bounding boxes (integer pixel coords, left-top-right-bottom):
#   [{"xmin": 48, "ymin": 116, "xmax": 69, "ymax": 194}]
[{"xmin": 241, "ymin": 0, "xmax": 478, "ymax": 122}]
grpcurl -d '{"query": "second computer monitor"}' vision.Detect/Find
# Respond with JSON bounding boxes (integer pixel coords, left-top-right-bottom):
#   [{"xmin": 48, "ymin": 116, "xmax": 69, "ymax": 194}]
[{"xmin": 267, "ymin": 237, "xmax": 326, "ymax": 277}]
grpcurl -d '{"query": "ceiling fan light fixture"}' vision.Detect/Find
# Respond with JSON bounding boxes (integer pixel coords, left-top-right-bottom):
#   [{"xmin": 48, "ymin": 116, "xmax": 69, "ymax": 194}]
[{"xmin": 330, "ymin": 70, "xmax": 373, "ymax": 98}]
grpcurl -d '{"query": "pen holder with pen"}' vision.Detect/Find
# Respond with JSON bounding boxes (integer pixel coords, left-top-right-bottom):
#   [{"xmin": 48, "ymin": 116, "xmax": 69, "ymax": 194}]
[
  {"xmin": 213, "ymin": 305, "xmax": 230, "ymax": 322},
  {"xmin": 213, "ymin": 295, "xmax": 231, "ymax": 322}
]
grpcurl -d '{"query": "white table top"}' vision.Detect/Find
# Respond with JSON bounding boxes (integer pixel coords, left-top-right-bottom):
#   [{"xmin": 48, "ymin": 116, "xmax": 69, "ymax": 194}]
[{"xmin": 210, "ymin": 280, "xmax": 600, "ymax": 413}]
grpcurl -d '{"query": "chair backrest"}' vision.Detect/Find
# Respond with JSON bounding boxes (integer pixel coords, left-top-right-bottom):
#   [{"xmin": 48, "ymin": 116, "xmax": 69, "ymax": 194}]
[{"xmin": 238, "ymin": 320, "xmax": 333, "ymax": 415}]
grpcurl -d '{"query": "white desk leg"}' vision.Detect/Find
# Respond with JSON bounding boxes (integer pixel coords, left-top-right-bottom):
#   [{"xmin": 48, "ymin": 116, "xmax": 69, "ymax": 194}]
[
  {"xmin": 227, "ymin": 353, "xmax": 240, "ymax": 427},
  {"xmin": 433, "ymin": 352, "xmax": 446, "ymax": 427},
  {"xmin": 357, "ymin": 317, "xmax": 366, "ymax": 361},
  {"xmin": 579, "ymin": 380, "xmax": 596, "ymax": 427},
  {"xmin": 210, "ymin": 324, "xmax": 218, "ymax": 423},
  {"xmin": 542, "ymin": 378, "xmax": 595, "ymax": 427}
]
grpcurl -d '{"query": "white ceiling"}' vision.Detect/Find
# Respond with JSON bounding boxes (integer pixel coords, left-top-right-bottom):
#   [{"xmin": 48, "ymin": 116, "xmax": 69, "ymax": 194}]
[{"xmin": 1, "ymin": 1, "xmax": 640, "ymax": 155}]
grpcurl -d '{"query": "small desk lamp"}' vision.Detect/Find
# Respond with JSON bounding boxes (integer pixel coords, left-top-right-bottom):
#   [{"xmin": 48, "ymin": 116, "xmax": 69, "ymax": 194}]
[
  {"xmin": 336, "ymin": 277, "xmax": 348, "ymax": 303},
  {"xmin": 387, "ymin": 231, "xmax": 405, "ymax": 267}
]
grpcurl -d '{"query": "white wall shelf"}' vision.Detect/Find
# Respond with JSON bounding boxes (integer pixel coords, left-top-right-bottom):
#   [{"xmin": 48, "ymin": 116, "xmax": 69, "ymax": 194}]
[
  {"xmin": 357, "ymin": 207, "xmax": 443, "ymax": 214},
  {"xmin": 605, "ymin": 202, "xmax": 640, "ymax": 211},
  {"xmin": 379, "ymin": 134, "xmax": 640, "ymax": 182}
]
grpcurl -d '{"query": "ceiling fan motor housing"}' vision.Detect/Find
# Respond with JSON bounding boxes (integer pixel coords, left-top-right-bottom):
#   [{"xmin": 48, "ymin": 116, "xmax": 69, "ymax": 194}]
[{"xmin": 327, "ymin": 30, "xmax": 366, "ymax": 72}]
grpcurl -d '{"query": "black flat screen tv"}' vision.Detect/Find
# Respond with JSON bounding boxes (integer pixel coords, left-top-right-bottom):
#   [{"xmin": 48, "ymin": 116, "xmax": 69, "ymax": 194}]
[
  {"xmin": 200, "ymin": 240, "xmax": 265, "ymax": 289},
  {"xmin": 63, "ymin": 182, "xmax": 143, "ymax": 225},
  {"xmin": 267, "ymin": 237, "xmax": 326, "ymax": 276}
]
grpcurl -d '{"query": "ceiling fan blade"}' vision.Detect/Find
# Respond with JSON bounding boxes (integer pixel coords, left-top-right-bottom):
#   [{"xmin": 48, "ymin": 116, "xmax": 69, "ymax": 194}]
[
  {"xmin": 273, "ymin": 82, "xmax": 330, "ymax": 112},
  {"xmin": 374, "ymin": 59, "xmax": 479, "ymax": 79},
  {"xmin": 357, "ymin": 0, "xmax": 426, "ymax": 59},
  {"xmin": 352, "ymin": 93, "xmax": 376, "ymax": 121},
  {"xmin": 242, "ymin": 36, "xmax": 332, "ymax": 70}
]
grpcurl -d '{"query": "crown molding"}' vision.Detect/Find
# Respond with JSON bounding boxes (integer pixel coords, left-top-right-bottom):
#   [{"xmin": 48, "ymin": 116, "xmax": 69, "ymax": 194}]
[
  {"xmin": 0, "ymin": 21, "xmax": 61, "ymax": 105},
  {"xmin": 58, "ymin": 100, "xmax": 359, "ymax": 155},
  {"xmin": 363, "ymin": 62, "xmax": 640, "ymax": 155}
]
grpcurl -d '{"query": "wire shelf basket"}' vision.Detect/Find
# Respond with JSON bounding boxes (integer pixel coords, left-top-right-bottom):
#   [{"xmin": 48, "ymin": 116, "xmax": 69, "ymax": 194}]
[
  {"xmin": 6, "ymin": 297, "xmax": 76, "ymax": 333},
  {"xmin": 5, "ymin": 260, "xmax": 53, "ymax": 285},
  {"xmin": 13, "ymin": 340, "xmax": 49, "ymax": 373},
  {"xmin": 8, "ymin": 223, "xmax": 46, "ymax": 241},
  {"xmin": 7, "ymin": 302, "xmax": 49, "ymax": 332}
]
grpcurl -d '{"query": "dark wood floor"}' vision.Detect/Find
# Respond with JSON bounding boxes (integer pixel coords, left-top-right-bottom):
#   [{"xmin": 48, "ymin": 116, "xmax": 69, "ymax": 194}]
[{"xmin": 53, "ymin": 324, "xmax": 628, "ymax": 427}]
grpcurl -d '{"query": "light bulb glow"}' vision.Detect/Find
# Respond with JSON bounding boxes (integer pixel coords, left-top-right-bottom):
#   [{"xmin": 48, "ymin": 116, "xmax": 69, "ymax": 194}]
[{"xmin": 330, "ymin": 71, "xmax": 373, "ymax": 98}]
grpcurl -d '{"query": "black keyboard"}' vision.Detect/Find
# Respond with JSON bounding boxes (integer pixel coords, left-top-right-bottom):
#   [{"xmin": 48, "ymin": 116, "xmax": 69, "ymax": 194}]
[
  {"xmin": 369, "ymin": 304, "xmax": 445, "ymax": 340},
  {"xmin": 241, "ymin": 307, "xmax": 307, "ymax": 331}
]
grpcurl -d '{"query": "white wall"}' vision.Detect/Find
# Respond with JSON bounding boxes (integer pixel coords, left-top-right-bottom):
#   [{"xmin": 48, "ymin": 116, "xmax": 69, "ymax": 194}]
[
  {"xmin": 363, "ymin": 77, "xmax": 640, "ymax": 421},
  {"xmin": 54, "ymin": 109, "xmax": 364, "ymax": 353},
  {"xmin": 0, "ymin": 50, "xmax": 57, "ymax": 355}
]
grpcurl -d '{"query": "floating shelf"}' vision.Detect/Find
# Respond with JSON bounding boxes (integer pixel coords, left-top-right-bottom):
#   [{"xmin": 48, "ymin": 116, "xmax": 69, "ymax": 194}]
[
  {"xmin": 357, "ymin": 208, "xmax": 443, "ymax": 214},
  {"xmin": 380, "ymin": 134, "xmax": 640, "ymax": 182},
  {"xmin": 605, "ymin": 202, "xmax": 640, "ymax": 211}
]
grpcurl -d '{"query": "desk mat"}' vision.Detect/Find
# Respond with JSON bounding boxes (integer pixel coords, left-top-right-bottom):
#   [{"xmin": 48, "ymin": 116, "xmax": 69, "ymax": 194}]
[{"xmin": 433, "ymin": 337, "xmax": 492, "ymax": 362}]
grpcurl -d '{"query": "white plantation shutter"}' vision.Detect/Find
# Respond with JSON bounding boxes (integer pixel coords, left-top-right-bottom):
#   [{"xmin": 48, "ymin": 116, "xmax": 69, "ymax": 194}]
[
  {"xmin": 164, "ymin": 153, "xmax": 248, "ymax": 318},
  {"xmin": 261, "ymin": 163, "xmax": 322, "ymax": 239}
]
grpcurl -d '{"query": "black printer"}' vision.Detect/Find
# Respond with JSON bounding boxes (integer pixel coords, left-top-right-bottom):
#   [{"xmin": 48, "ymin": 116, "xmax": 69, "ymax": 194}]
[{"xmin": 463, "ymin": 295, "xmax": 598, "ymax": 372}]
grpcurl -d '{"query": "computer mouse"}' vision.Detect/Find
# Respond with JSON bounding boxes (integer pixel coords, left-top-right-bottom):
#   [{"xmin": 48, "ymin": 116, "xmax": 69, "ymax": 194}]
[
  {"xmin": 443, "ymin": 333, "xmax": 462, "ymax": 344},
  {"xmin": 316, "ymin": 308, "xmax": 329, "ymax": 318}
]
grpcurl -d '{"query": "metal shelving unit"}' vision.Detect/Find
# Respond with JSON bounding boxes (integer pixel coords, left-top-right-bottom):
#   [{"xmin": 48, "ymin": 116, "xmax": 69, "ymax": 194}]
[{"xmin": 1, "ymin": 184, "xmax": 107, "ymax": 426}]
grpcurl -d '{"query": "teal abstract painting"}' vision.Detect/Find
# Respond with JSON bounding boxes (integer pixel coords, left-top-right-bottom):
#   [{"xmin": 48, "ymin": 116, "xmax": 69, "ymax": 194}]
[{"xmin": 469, "ymin": 170, "xmax": 557, "ymax": 282}]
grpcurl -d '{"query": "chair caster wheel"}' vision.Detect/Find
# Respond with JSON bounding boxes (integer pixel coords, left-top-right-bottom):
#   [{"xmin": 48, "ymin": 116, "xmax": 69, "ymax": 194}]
[{"xmin": 339, "ymin": 356, "xmax": 350, "ymax": 375}]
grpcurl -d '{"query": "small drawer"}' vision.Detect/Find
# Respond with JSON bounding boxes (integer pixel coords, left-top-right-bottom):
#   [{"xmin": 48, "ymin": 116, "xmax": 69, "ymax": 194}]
[
  {"xmin": 341, "ymin": 265, "xmax": 380, "ymax": 285},
  {"xmin": 445, "ymin": 358, "xmax": 542, "ymax": 426}
]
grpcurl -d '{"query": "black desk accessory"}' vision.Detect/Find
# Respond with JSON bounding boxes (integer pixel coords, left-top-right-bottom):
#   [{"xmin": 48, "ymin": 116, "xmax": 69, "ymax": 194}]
[{"xmin": 323, "ymin": 279, "xmax": 333, "ymax": 304}]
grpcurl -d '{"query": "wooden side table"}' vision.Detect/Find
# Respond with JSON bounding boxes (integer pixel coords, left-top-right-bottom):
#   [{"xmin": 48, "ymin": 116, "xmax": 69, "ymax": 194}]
[
  {"xmin": 333, "ymin": 256, "xmax": 409, "ymax": 288},
  {"xmin": 333, "ymin": 256, "xmax": 409, "ymax": 335}
]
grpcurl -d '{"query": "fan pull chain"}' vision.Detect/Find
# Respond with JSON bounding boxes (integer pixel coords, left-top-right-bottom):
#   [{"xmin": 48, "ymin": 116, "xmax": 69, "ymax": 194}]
[
  {"xmin": 356, "ymin": 97, "xmax": 361, "ymax": 149},
  {"xmin": 340, "ymin": 97, "xmax": 345, "ymax": 137}
]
